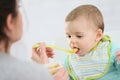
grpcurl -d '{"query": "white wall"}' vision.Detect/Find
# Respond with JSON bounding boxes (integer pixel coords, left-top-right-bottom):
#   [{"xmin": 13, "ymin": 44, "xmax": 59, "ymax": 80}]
[{"xmin": 11, "ymin": 0, "xmax": 120, "ymax": 61}]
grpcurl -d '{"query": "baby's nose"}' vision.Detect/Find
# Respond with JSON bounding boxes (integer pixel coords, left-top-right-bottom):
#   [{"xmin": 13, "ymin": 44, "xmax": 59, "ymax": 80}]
[{"xmin": 70, "ymin": 41, "xmax": 77, "ymax": 48}]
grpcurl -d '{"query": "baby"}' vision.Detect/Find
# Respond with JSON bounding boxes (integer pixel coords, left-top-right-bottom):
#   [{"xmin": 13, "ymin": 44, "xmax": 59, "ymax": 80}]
[{"xmin": 64, "ymin": 4, "xmax": 120, "ymax": 80}]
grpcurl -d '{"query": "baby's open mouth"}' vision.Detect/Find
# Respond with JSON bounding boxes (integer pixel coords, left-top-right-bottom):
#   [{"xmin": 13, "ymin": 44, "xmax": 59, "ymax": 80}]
[
  {"xmin": 75, "ymin": 48, "xmax": 80, "ymax": 54},
  {"xmin": 73, "ymin": 48, "xmax": 79, "ymax": 54}
]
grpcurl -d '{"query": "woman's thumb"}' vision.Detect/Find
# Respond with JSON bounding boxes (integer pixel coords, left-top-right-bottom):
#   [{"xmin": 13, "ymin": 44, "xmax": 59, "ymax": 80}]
[{"xmin": 38, "ymin": 42, "xmax": 49, "ymax": 64}]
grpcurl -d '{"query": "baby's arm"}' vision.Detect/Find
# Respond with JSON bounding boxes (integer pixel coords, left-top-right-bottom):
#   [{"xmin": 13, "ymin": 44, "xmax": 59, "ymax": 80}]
[{"xmin": 116, "ymin": 51, "xmax": 120, "ymax": 62}]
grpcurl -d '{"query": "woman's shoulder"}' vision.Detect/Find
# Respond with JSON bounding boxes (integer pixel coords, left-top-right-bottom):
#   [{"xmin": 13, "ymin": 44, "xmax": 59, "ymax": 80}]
[{"xmin": 0, "ymin": 52, "xmax": 53, "ymax": 80}]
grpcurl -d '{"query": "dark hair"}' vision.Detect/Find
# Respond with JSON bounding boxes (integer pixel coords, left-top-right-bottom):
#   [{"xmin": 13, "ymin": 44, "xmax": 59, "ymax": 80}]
[
  {"xmin": 65, "ymin": 5, "xmax": 104, "ymax": 32},
  {"xmin": 0, "ymin": 0, "xmax": 17, "ymax": 40}
]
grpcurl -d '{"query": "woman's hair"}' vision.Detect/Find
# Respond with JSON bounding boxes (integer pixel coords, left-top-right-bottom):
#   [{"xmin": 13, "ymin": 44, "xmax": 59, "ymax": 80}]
[
  {"xmin": 65, "ymin": 4, "xmax": 104, "ymax": 32},
  {"xmin": 0, "ymin": 0, "xmax": 17, "ymax": 40}
]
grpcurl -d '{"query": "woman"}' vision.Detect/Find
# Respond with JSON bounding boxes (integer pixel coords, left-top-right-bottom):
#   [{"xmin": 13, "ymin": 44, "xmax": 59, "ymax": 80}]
[{"xmin": 0, "ymin": 0, "xmax": 68, "ymax": 80}]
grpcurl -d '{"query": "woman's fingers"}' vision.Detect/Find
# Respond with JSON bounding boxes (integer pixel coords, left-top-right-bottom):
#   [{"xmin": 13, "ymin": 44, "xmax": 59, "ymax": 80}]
[
  {"xmin": 31, "ymin": 50, "xmax": 41, "ymax": 64},
  {"xmin": 54, "ymin": 67, "xmax": 69, "ymax": 80},
  {"xmin": 46, "ymin": 47, "xmax": 55, "ymax": 58},
  {"xmin": 46, "ymin": 47, "xmax": 53, "ymax": 52}
]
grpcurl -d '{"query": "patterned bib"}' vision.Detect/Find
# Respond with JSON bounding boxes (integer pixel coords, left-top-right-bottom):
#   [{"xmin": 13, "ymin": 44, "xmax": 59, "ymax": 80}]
[{"xmin": 66, "ymin": 35, "xmax": 111, "ymax": 80}]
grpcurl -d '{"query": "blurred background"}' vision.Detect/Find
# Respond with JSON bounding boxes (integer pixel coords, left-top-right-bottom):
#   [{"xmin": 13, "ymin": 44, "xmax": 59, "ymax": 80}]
[{"xmin": 11, "ymin": 0, "xmax": 120, "ymax": 63}]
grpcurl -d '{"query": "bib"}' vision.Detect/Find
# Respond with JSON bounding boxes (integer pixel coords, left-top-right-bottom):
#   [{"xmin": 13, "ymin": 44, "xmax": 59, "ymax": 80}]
[{"xmin": 66, "ymin": 35, "xmax": 111, "ymax": 80}]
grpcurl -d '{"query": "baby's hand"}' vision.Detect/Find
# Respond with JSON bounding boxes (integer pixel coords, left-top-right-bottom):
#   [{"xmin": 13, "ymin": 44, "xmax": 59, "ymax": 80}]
[{"xmin": 116, "ymin": 51, "xmax": 120, "ymax": 62}]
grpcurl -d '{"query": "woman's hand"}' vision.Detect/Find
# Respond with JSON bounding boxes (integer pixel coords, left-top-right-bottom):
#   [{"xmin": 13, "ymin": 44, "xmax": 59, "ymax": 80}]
[
  {"xmin": 54, "ymin": 67, "xmax": 69, "ymax": 80},
  {"xmin": 31, "ymin": 42, "xmax": 54, "ymax": 64},
  {"xmin": 32, "ymin": 42, "xmax": 69, "ymax": 80}
]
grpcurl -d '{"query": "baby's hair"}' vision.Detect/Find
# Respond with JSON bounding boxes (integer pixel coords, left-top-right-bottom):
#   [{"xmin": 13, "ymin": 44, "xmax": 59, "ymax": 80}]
[{"xmin": 65, "ymin": 4, "xmax": 104, "ymax": 32}]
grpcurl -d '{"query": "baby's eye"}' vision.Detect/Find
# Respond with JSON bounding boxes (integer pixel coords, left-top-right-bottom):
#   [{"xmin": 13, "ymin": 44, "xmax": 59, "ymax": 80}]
[
  {"xmin": 66, "ymin": 35, "xmax": 71, "ymax": 38},
  {"xmin": 76, "ymin": 36, "xmax": 83, "ymax": 38}
]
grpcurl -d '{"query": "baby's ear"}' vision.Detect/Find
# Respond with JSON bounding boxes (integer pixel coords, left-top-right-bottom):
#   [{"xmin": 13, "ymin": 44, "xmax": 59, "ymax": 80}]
[{"xmin": 96, "ymin": 29, "xmax": 103, "ymax": 41}]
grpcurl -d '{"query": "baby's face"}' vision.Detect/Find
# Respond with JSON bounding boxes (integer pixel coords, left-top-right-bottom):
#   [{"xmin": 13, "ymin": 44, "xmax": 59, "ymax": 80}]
[{"xmin": 65, "ymin": 17, "xmax": 102, "ymax": 56}]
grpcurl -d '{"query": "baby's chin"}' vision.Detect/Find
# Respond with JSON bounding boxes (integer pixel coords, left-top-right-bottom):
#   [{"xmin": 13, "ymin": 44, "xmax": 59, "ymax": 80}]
[
  {"xmin": 77, "ymin": 53, "xmax": 86, "ymax": 56},
  {"xmin": 76, "ymin": 50, "xmax": 86, "ymax": 56}
]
